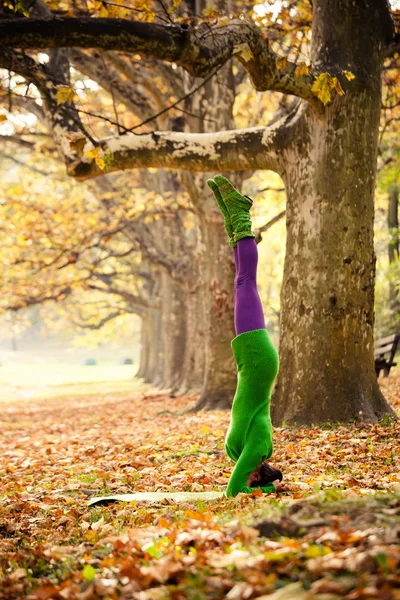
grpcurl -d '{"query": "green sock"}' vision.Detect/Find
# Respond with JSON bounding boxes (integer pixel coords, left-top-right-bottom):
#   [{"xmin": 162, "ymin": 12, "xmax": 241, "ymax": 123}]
[
  {"xmin": 213, "ymin": 176, "xmax": 255, "ymax": 245},
  {"xmin": 207, "ymin": 179, "xmax": 236, "ymax": 246}
]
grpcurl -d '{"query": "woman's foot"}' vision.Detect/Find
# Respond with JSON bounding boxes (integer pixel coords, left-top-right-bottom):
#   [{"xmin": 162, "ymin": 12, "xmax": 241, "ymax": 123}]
[{"xmin": 213, "ymin": 176, "xmax": 256, "ymax": 245}]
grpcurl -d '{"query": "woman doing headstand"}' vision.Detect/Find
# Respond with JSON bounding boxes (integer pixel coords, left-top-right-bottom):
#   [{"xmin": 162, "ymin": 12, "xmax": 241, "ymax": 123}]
[{"xmin": 207, "ymin": 176, "xmax": 287, "ymax": 497}]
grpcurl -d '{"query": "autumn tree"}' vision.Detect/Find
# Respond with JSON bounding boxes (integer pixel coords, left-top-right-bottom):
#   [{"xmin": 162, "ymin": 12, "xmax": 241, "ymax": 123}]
[{"xmin": 1, "ymin": 0, "xmax": 400, "ymax": 423}]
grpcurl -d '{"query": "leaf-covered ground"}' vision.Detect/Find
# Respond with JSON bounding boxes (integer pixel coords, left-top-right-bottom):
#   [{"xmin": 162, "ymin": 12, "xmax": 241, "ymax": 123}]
[{"xmin": 0, "ymin": 374, "xmax": 399, "ymax": 599}]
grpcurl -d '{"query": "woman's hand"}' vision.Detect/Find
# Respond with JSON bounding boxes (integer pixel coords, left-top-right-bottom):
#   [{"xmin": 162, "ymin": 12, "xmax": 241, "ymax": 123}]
[{"xmin": 272, "ymin": 479, "xmax": 291, "ymax": 492}]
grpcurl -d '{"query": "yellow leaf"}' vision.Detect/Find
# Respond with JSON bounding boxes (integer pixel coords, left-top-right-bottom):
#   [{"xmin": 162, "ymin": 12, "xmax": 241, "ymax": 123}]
[
  {"xmin": 0, "ymin": 114, "xmax": 7, "ymax": 122},
  {"xmin": 276, "ymin": 56, "xmax": 288, "ymax": 70},
  {"xmin": 55, "ymin": 86, "xmax": 76, "ymax": 105},
  {"xmin": 332, "ymin": 76, "xmax": 344, "ymax": 96},
  {"xmin": 311, "ymin": 72, "xmax": 332, "ymax": 105},
  {"xmin": 95, "ymin": 157, "xmax": 105, "ymax": 170},
  {"xmin": 169, "ymin": 0, "xmax": 182, "ymax": 12},
  {"xmin": 86, "ymin": 147, "xmax": 102, "ymax": 159},
  {"xmin": 295, "ymin": 62, "xmax": 310, "ymax": 77},
  {"xmin": 69, "ymin": 136, "xmax": 86, "ymax": 156},
  {"xmin": 343, "ymin": 70, "xmax": 355, "ymax": 80}
]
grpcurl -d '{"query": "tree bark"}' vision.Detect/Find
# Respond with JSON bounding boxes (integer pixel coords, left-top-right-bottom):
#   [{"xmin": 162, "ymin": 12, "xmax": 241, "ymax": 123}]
[
  {"xmin": 271, "ymin": 0, "xmax": 396, "ymax": 425},
  {"xmin": 388, "ymin": 185, "xmax": 400, "ymax": 313},
  {"xmin": 177, "ymin": 277, "xmax": 205, "ymax": 395},
  {"xmin": 156, "ymin": 210, "xmax": 188, "ymax": 392},
  {"xmin": 136, "ymin": 313, "xmax": 150, "ymax": 379},
  {"xmin": 159, "ymin": 270, "xmax": 187, "ymax": 391},
  {"xmin": 194, "ymin": 211, "xmax": 237, "ymax": 409},
  {"xmin": 149, "ymin": 305, "xmax": 164, "ymax": 387},
  {"xmin": 182, "ymin": 62, "xmax": 238, "ymax": 410}
]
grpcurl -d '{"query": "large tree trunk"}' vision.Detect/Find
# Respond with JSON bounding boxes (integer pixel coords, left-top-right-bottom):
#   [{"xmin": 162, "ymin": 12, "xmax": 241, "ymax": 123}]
[
  {"xmin": 177, "ymin": 263, "xmax": 206, "ymax": 395},
  {"xmin": 139, "ymin": 309, "xmax": 163, "ymax": 384},
  {"xmin": 194, "ymin": 210, "xmax": 237, "ymax": 409},
  {"xmin": 182, "ymin": 62, "xmax": 238, "ymax": 410},
  {"xmin": 159, "ymin": 270, "xmax": 187, "ymax": 391},
  {"xmin": 136, "ymin": 315, "xmax": 149, "ymax": 379},
  {"xmin": 271, "ymin": 0, "xmax": 396, "ymax": 425},
  {"xmin": 150, "ymin": 305, "xmax": 164, "ymax": 387}
]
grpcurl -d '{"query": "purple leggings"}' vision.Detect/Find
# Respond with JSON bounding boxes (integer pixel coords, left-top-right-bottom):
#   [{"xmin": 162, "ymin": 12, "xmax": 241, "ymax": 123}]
[{"xmin": 233, "ymin": 237, "xmax": 266, "ymax": 336}]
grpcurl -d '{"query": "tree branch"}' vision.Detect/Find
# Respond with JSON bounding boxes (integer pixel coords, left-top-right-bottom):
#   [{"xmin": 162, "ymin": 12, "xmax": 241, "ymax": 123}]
[
  {"xmin": 86, "ymin": 282, "xmax": 159, "ymax": 310},
  {"xmin": 255, "ymin": 210, "xmax": 286, "ymax": 243},
  {"xmin": 70, "ymin": 310, "xmax": 123, "ymax": 330},
  {"xmin": 104, "ymin": 51, "xmax": 169, "ymax": 113},
  {"xmin": 0, "ymin": 134, "xmax": 35, "ymax": 148},
  {"xmin": 0, "ymin": 17, "xmax": 318, "ymax": 102},
  {"xmin": 70, "ymin": 104, "xmax": 300, "ymax": 179},
  {"xmin": 0, "ymin": 150, "xmax": 53, "ymax": 175}
]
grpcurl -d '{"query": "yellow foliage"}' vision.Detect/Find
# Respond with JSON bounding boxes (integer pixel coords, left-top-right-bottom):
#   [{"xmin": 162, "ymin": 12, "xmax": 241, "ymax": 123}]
[
  {"xmin": 66, "ymin": 133, "xmax": 87, "ymax": 156},
  {"xmin": 311, "ymin": 72, "xmax": 345, "ymax": 105},
  {"xmin": 276, "ymin": 56, "xmax": 288, "ymax": 70},
  {"xmin": 169, "ymin": 0, "xmax": 182, "ymax": 13},
  {"xmin": 343, "ymin": 70, "xmax": 355, "ymax": 81},
  {"xmin": 134, "ymin": 0, "xmax": 156, "ymax": 22},
  {"xmin": 86, "ymin": 146, "xmax": 106, "ymax": 170},
  {"xmin": 0, "ymin": 114, "xmax": 7, "ymax": 122},
  {"xmin": 331, "ymin": 76, "xmax": 344, "ymax": 96},
  {"xmin": 294, "ymin": 62, "xmax": 310, "ymax": 77},
  {"xmin": 55, "ymin": 86, "xmax": 76, "ymax": 105}
]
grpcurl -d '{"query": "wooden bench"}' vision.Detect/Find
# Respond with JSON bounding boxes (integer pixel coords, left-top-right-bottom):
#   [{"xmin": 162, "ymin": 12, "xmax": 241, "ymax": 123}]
[{"xmin": 374, "ymin": 334, "xmax": 399, "ymax": 377}]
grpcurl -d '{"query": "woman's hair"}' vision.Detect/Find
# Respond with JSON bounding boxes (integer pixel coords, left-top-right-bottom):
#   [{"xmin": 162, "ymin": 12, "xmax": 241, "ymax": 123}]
[{"xmin": 250, "ymin": 462, "xmax": 283, "ymax": 487}]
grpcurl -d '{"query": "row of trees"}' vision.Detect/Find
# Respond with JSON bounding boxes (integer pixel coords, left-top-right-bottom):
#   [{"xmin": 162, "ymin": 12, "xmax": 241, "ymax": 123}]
[{"xmin": 0, "ymin": 0, "xmax": 399, "ymax": 423}]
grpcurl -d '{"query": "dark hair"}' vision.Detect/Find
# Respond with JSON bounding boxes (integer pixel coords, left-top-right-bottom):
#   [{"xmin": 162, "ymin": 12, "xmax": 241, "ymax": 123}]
[{"xmin": 250, "ymin": 462, "xmax": 283, "ymax": 488}]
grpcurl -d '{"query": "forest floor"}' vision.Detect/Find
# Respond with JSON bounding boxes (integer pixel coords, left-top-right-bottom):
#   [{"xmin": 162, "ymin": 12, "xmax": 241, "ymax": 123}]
[{"xmin": 0, "ymin": 373, "xmax": 399, "ymax": 599}]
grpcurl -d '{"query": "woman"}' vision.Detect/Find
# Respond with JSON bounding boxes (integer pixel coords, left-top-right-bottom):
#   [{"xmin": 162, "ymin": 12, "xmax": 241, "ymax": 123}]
[{"xmin": 207, "ymin": 176, "xmax": 288, "ymax": 497}]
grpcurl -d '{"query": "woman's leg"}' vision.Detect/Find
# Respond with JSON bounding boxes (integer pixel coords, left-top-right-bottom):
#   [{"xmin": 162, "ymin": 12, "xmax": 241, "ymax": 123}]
[{"xmin": 234, "ymin": 237, "xmax": 266, "ymax": 336}]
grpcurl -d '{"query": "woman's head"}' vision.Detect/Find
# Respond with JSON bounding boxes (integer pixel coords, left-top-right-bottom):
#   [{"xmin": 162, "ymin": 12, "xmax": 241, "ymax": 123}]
[{"xmin": 248, "ymin": 462, "xmax": 283, "ymax": 487}]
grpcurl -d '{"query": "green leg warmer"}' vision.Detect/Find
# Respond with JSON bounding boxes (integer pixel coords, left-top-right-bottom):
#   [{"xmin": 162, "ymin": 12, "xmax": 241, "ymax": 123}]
[
  {"xmin": 207, "ymin": 179, "xmax": 236, "ymax": 246},
  {"xmin": 213, "ymin": 176, "xmax": 255, "ymax": 245}
]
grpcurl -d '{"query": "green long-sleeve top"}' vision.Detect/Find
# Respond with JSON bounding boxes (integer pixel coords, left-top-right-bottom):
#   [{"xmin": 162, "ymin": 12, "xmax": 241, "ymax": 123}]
[{"xmin": 225, "ymin": 328, "xmax": 279, "ymax": 498}]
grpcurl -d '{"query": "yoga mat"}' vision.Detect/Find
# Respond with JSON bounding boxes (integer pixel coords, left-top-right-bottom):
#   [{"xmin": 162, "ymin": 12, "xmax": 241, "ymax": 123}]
[{"xmin": 88, "ymin": 491, "xmax": 225, "ymax": 506}]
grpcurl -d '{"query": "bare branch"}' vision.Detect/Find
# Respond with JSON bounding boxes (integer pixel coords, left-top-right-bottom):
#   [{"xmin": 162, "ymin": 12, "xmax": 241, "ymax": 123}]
[
  {"xmin": 0, "ymin": 134, "xmax": 35, "ymax": 148},
  {"xmin": 70, "ymin": 310, "xmax": 123, "ymax": 330},
  {"xmin": 70, "ymin": 49, "xmax": 158, "ymax": 124},
  {"xmin": 86, "ymin": 282, "xmax": 159, "ymax": 310},
  {"xmin": 0, "ymin": 17, "xmax": 319, "ymax": 102},
  {"xmin": 255, "ymin": 210, "xmax": 286, "ymax": 244},
  {"xmin": 258, "ymin": 186, "xmax": 286, "ymax": 193},
  {"xmin": 70, "ymin": 102, "xmax": 302, "ymax": 180},
  {"xmin": 104, "ymin": 51, "xmax": 170, "ymax": 111},
  {"xmin": 0, "ymin": 150, "xmax": 52, "ymax": 175}
]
